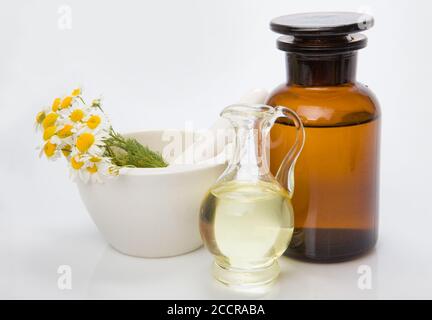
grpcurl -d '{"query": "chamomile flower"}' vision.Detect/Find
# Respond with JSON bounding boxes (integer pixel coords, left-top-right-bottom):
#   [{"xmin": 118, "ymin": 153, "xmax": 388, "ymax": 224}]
[
  {"xmin": 81, "ymin": 155, "xmax": 114, "ymax": 183},
  {"xmin": 68, "ymin": 154, "xmax": 87, "ymax": 182},
  {"xmin": 42, "ymin": 125, "xmax": 57, "ymax": 141},
  {"xmin": 59, "ymin": 95, "xmax": 74, "ymax": 110},
  {"xmin": 51, "ymin": 97, "xmax": 62, "ymax": 112},
  {"xmin": 74, "ymin": 128, "xmax": 109, "ymax": 156},
  {"xmin": 38, "ymin": 140, "xmax": 61, "ymax": 160},
  {"xmin": 82, "ymin": 112, "xmax": 110, "ymax": 132},
  {"xmin": 69, "ymin": 154, "xmax": 114, "ymax": 184},
  {"xmin": 41, "ymin": 112, "xmax": 59, "ymax": 130},
  {"xmin": 35, "ymin": 109, "xmax": 48, "ymax": 131},
  {"xmin": 71, "ymin": 87, "xmax": 82, "ymax": 97},
  {"xmin": 38, "ymin": 125, "xmax": 67, "ymax": 159},
  {"xmin": 59, "ymin": 88, "xmax": 82, "ymax": 111},
  {"xmin": 55, "ymin": 123, "xmax": 76, "ymax": 146},
  {"xmin": 58, "ymin": 102, "xmax": 90, "ymax": 125}
]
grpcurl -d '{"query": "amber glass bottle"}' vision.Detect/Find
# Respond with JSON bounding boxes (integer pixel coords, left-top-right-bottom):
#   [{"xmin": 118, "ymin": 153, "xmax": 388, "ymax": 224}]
[{"xmin": 267, "ymin": 13, "xmax": 381, "ymax": 262}]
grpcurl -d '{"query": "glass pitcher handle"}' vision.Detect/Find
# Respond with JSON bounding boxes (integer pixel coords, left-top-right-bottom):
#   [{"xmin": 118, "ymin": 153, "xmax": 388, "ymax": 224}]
[{"xmin": 274, "ymin": 106, "xmax": 305, "ymax": 197}]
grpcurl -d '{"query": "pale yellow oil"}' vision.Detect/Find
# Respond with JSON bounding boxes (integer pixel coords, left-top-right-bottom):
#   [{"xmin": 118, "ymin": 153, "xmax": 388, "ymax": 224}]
[{"xmin": 200, "ymin": 180, "xmax": 294, "ymax": 278}]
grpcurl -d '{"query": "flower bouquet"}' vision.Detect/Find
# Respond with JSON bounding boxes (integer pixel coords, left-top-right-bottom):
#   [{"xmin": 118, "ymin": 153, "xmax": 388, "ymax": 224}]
[{"xmin": 35, "ymin": 88, "xmax": 168, "ymax": 183}]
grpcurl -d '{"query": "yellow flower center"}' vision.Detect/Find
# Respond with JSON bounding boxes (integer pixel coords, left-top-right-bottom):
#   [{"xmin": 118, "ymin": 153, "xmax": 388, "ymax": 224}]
[
  {"xmin": 43, "ymin": 126, "xmax": 57, "ymax": 141},
  {"xmin": 42, "ymin": 113, "xmax": 58, "ymax": 129},
  {"xmin": 52, "ymin": 98, "xmax": 61, "ymax": 111},
  {"xmin": 62, "ymin": 145, "xmax": 72, "ymax": 157},
  {"xmin": 87, "ymin": 164, "xmax": 98, "ymax": 174},
  {"xmin": 90, "ymin": 156, "xmax": 101, "ymax": 163},
  {"xmin": 87, "ymin": 115, "xmax": 101, "ymax": 129},
  {"xmin": 70, "ymin": 109, "xmax": 85, "ymax": 122},
  {"xmin": 71, "ymin": 156, "xmax": 84, "ymax": 170},
  {"xmin": 60, "ymin": 96, "xmax": 73, "ymax": 109},
  {"xmin": 36, "ymin": 111, "xmax": 46, "ymax": 124},
  {"xmin": 76, "ymin": 133, "xmax": 95, "ymax": 153},
  {"xmin": 44, "ymin": 142, "xmax": 57, "ymax": 157},
  {"xmin": 71, "ymin": 88, "xmax": 81, "ymax": 96},
  {"xmin": 57, "ymin": 124, "xmax": 74, "ymax": 138}
]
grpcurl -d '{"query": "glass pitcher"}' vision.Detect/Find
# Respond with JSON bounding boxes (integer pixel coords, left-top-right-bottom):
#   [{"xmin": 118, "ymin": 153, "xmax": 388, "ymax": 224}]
[{"xmin": 199, "ymin": 104, "xmax": 305, "ymax": 287}]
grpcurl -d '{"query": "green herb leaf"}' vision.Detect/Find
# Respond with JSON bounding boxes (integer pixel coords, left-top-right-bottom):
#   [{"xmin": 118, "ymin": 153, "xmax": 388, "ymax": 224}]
[{"xmin": 104, "ymin": 129, "xmax": 168, "ymax": 168}]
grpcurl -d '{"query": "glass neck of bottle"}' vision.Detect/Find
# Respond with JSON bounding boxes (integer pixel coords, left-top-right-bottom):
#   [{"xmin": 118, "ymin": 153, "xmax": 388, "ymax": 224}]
[
  {"xmin": 285, "ymin": 51, "xmax": 357, "ymax": 86},
  {"xmin": 229, "ymin": 121, "xmax": 270, "ymax": 179}
]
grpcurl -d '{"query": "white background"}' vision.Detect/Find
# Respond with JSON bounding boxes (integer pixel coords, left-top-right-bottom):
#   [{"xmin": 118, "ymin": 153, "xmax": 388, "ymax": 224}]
[{"xmin": 1, "ymin": 0, "xmax": 431, "ymax": 299}]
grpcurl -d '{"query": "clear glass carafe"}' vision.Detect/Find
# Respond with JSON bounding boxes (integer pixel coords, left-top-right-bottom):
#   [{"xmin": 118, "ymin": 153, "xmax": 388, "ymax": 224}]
[{"xmin": 199, "ymin": 104, "xmax": 304, "ymax": 287}]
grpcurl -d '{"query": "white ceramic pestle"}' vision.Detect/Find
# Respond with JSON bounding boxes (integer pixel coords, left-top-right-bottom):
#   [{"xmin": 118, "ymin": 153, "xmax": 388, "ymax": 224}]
[{"xmin": 169, "ymin": 88, "xmax": 269, "ymax": 166}]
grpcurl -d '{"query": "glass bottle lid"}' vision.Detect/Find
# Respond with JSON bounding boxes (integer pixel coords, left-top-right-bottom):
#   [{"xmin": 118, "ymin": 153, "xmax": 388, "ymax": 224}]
[{"xmin": 270, "ymin": 12, "xmax": 374, "ymax": 53}]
